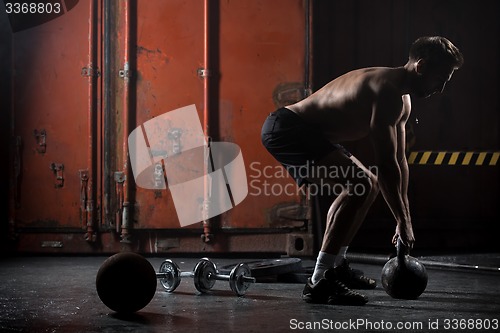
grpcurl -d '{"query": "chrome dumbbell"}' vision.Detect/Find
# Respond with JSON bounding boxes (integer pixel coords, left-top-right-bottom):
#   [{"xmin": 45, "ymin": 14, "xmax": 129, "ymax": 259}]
[
  {"xmin": 156, "ymin": 259, "xmax": 194, "ymax": 292},
  {"xmin": 156, "ymin": 258, "xmax": 256, "ymax": 296}
]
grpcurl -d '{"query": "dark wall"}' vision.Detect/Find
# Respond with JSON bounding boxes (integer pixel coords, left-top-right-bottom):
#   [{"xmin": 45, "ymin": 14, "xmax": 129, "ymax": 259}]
[
  {"xmin": 0, "ymin": 2, "xmax": 12, "ymax": 253},
  {"xmin": 312, "ymin": 0, "xmax": 500, "ymax": 253}
]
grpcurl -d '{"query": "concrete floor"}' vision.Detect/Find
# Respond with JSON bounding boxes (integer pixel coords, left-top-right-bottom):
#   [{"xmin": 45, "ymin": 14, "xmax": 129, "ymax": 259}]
[{"xmin": 0, "ymin": 255, "xmax": 499, "ymax": 333}]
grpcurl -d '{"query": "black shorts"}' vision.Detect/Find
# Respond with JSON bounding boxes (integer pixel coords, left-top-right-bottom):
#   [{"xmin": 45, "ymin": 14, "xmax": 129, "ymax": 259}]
[{"xmin": 261, "ymin": 107, "xmax": 351, "ymax": 187}]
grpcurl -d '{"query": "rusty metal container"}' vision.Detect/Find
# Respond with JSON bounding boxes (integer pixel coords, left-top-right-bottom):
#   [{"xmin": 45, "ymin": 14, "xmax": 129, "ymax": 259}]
[{"xmin": 6, "ymin": 0, "xmax": 313, "ymax": 255}]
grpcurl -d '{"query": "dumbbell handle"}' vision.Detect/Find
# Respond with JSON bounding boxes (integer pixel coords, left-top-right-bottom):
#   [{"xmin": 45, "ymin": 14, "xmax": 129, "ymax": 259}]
[
  {"xmin": 156, "ymin": 271, "xmax": 194, "ymax": 279},
  {"xmin": 208, "ymin": 272, "xmax": 256, "ymax": 283}
]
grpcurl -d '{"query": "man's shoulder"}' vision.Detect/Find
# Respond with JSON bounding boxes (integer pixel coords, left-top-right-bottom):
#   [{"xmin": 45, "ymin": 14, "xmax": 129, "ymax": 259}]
[
  {"xmin": 322, "ymin": 67, "xmax": 390, "ymax": 95},
  {"xmin": 332, "ymin": 67, "xmax": 400, "ymax": 100}
]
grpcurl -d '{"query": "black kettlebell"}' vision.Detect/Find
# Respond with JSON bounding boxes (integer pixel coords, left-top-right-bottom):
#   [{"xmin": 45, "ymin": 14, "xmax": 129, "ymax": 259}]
[{"xmin": 381, "ymin": 238, "xmax": 428, "ymax": 299}]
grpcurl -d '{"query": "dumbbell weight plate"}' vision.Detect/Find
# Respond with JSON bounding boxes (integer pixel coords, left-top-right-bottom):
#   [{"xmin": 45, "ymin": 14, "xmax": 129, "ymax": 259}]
[
  {"xmin": 193, "ymin": 259, "xmax": 217, "ymax": 293},
  {"xmin": 229, "ymin": 263, "xmax": 252, "ymax": 296},
  {"xmin": 158, "ymin": 259, "xmax": 181, "ymax": 292}
]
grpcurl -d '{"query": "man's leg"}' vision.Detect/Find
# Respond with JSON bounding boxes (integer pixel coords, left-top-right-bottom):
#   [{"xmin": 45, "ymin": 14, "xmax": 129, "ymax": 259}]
[
  {"xmin": 321, "ymin": 154, "xmax": 379, "ymax": 252},
  {"xmin": 308, "ymin": 151, "xmax": 378, "ymax": 281},
  {"xmin": 303, "ymin": 150, "xmax": 379, "ymax": 304}
]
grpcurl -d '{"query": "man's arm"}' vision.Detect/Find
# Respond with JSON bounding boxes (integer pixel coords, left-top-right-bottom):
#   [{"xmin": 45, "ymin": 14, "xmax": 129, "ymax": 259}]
[
  {"xmin": 397, "ymin": 95, "xmax": 412, "ymax": 237},
  {"xmin": 370, "ymin": 89, "xmax": 414, "ymax": 247}
]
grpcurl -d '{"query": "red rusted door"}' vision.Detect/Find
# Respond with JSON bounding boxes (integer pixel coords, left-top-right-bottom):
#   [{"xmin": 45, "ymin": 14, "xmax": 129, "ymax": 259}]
[
  {"xmin": 9, "ymin": 0, "xmax": 101, "ymax": 252},
  {"xmin": 9, "ymin": 0, "xmax": 311, "ymax": 254},
  {"xmin": 107, "ymin": 0, "xmax": 311, "ymax": 254}
]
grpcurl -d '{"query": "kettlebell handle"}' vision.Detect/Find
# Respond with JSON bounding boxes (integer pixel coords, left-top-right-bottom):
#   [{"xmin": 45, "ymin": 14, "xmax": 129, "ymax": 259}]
[{"xmin": 396, "ymin": 238, "xmax": 410, "ymax": 260}]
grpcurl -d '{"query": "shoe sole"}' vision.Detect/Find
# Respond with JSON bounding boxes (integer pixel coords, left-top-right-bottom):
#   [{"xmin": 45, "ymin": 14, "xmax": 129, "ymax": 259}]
[
  {"xmin": 303, "ymin": 294, "xmax": 368, "ymax": 306},
  {"xmin": 302, "ymin": 294, "xmax": 328, "ymax": 304},
  {"xmin": 327, "ymin": 296, "xmax": 368, "ymax": 306}
]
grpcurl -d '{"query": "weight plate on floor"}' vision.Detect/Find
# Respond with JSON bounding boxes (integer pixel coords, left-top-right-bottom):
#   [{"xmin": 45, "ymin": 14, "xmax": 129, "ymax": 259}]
[
  {"xmin": 229, "ymin": 263, "xmax": 252, "ymax": 296},
  {"xmin": 193, "ymin": 259, "xmax": 217, "ymax": 293},
  {"xmin": 158, "ymin": 259, "xmax": 181, "ymax": 292},
  {"xmin": 219, "ymin": 258, "xmax": 303, "ymax": 277}
]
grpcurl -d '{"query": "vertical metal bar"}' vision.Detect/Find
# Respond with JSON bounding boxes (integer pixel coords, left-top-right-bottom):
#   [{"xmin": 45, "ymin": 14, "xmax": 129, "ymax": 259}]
[
  {"xmin": 103, "ymin": 0, "xmax": 112, "ymax": 228},
  {"xmin": 94, "ymin": 0, "xmax": 103, "ymax": 236},
  {"xmin": 202, "ymin": 0, "xmax": 213, "ymax": 243},
  {"xmin": 84, "ymin": 0, "xmax": 97, "ymax": 242},
  {"xmin": 203, "ymin": 0, "xmax": 210, "ymax": 134},
  {"xmin": 120, "ymin": 0, "xmax": 131, "ymax": 243},
  {"xmin": 122, "ymin": 0, "xmax": 130, "ymax": 185},
  {"xmin": 304, "ymin": 0, "xmax": 313, "ymax": 95}
]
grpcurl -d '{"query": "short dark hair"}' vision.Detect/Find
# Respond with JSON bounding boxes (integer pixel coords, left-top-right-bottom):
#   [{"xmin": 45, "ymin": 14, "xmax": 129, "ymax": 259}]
[{"xmin": 409, "ymin": 36, "xmax": 464, "ymax": 69}]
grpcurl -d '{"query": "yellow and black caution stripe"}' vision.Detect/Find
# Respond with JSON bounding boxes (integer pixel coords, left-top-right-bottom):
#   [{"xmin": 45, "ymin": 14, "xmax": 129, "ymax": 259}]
[{"xmin": 408, "ymin": 151, "xmax": 500, "ymax": 166}]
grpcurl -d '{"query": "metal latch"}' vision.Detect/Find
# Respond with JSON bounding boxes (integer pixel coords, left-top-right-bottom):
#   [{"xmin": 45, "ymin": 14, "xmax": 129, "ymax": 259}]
[
  {"xmin": 81, "ymin": 66, "xmax": 100, "ymax": 77},
  {"xmin": 114, "ymin": 171, "xmax": 126, "ymax": 183},
  {"xmin": 167, "ymin": 128, "xmax": 183, "ymax": 155},
  {"xmin": 153, "ymin": 163, "xmax": 165, "ymax": 189},
  {"xmin": 197, "ymin": 67, "xmax": 211, "ymax": 78}
]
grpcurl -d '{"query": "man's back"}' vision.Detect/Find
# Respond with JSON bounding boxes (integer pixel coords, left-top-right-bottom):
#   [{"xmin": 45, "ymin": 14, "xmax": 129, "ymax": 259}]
[{"xmin": 287, "ymin": 67, "xmax": 408, "ymax": 143}]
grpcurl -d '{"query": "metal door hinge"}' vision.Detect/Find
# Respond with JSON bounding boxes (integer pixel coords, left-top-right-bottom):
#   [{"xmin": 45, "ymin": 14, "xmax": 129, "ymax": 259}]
[
  {"xmin": 33, "ymin": 129, "xmax": 46, "ymax": 154},
  {"xmin": 49, "ymin": 163, "xmax": 64, "ymax": 188}
]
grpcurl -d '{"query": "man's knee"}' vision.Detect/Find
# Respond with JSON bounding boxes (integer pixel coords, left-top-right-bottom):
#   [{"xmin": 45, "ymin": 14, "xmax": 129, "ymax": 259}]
[
  {"xmin": 366, "ymin": 172, "xmax": 380, "ymax": 199},
  {"xmin": 367, "ymin": 173, "xmax": 380, "ymax": 197},
  {"xmin": 350, "ymin": 171, "xmax": 379, "ymax": 199}
]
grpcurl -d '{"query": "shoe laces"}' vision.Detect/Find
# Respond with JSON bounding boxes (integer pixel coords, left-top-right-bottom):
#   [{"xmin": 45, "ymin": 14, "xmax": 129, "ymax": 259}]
[
  {"xmin": 324, "ymin": 269, "xmax": 352, "ymax": 292},
  {"xmin": 335, "ymin": 259, "xmax": 355, "ymax": 277}
]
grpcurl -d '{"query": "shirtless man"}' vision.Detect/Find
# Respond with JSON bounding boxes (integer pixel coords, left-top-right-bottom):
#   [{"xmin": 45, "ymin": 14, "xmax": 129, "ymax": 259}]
[{"xmin": 261, "ymin": 36, "xmax": 463, "ymax": 305}]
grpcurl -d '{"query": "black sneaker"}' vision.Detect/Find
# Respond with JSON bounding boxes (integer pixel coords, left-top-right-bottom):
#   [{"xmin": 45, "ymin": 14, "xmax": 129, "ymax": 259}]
[
  {"xmin": 302, "ymin": 269, "xmax": 368, "ymax": 305},
  {"xmin": 334, "ymin": 259, "xmax": 377, "ymax": 290}
]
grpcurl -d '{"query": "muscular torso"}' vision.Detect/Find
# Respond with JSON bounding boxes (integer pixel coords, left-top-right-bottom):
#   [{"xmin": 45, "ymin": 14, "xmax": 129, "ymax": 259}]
[{"xmin": 287, "ymin": 67, "xmax": 411, "ymax": 143}]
